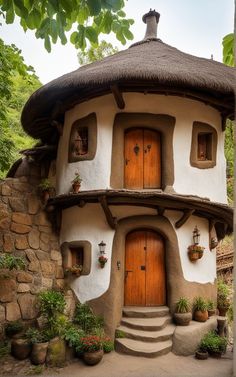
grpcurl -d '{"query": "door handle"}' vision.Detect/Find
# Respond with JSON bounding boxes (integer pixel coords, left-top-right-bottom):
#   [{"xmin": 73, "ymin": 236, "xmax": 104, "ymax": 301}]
[
  {"xmin": 144, "ymin": 144, "xmax": 151, "ymax": 153},
  {"xmin": 140, "ymin": 265, "xmax": 146, "ymax": 270}
]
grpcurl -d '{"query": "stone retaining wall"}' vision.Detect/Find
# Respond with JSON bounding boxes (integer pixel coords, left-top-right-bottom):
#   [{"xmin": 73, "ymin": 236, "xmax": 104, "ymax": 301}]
[{"xmin": 0, "ymin": 176, "xmax": 76, "ymax": 334}]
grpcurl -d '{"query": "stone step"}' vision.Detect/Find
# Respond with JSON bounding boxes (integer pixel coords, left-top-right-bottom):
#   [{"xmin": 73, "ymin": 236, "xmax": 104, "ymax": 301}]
[
  {"xmin": 117, "ymin": 323, "xmax": 175, "ymax": 342},
  {"xmin": 115, "ymin": 338, "xmax": 172, "ymax": 358},
  {"xmin": 123, "ymin": 306, "xmax": 169, "ymax": 318},
  {"xmin": 121, "ymin": 315, "xmax": 172, "ymax": 331}
]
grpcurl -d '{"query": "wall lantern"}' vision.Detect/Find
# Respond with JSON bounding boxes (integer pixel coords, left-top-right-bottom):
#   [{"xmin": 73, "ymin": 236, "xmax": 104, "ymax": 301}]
[
  {"xmin": 193, "ymin": 226, "xmax": 200, "ymax": 245},
  {"xmin": 98, "ymin": 241, "xmax": 106, "ymax": 255}
]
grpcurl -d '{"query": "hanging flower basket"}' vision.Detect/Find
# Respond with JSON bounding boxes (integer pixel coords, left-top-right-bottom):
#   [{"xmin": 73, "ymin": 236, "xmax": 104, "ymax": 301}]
[
  {"xmin": 188, "ymin": 245, "xmax": 205, "ymax": 262},
  {"xmin": 98, "ymin": 255, "xmax": 108, "ymax": 268}
]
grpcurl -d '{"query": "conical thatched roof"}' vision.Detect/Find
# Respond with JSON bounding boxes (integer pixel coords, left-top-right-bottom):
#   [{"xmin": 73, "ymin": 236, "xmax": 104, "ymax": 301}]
[{"xmin": 21, "ymin": 11, "xmax": 235, "ymax": 142}]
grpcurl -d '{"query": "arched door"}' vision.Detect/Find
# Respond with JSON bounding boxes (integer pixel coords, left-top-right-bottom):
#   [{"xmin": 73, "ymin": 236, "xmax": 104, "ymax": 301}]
[
  {"xmin": 124, "ymin": 230, "xmax": 166, "ymax": 306},
  {"xmin": 124, "ymin": 128, "xmax": 161, "ymax": 189}
]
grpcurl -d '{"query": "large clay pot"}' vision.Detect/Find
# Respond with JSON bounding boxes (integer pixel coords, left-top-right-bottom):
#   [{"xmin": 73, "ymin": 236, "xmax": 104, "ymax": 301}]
[
  {"xmin": 83, "ymin": 349, "xmax": 103, "ymax": 366},
  {"xmin": 31, "ymin": 342, "xmax": 48, "ymax": 365},
  {"xmin": 11, "ymin": 338, "xmax": 31, "ymax": 360},
  {"xmin": 208, "ymin": 309, "xmax": 215, "ymax": 317},
  {"xmin": 194, "ymin": 310, "xmax": 208, "ymax": 322},
  {"xmin": 188, "ymin": 250, "xmax": 199, "ymax": 262},
  {"xmin": 173, "ymin": 312, "xmax": 192, "ymax": 326},
  {"xmin": 46, "ymin": 337, "xmax": 66, "ymax": 368},
  {"xmin": 72, "ymin": 183, "xmax": 81, "ymax": 193}
]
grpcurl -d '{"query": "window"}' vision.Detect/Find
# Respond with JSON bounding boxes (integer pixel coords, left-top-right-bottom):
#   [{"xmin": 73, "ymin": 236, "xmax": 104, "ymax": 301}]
[
  {"xmin": 197, "ymin": 133, "xmax": 212, "ymax": 161},
  {"xmin": 68, "ymin": 113, "xmax": 97, "ymax": 162},
  {"xmin": 190, "ymin": 122, "xmax": 217, "ymax": 169},
  {"xmin": 61, "ymin": 241, "xmax": 91, "ymax": 275},
  {"xmin": 70, "ymin": 247, "xmax": 84, "ymax": 267}
]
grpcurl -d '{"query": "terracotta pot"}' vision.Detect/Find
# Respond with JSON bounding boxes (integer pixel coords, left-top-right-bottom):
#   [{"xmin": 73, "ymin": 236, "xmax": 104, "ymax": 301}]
[
  {"xmin": 194, "ymin": 310, "xmax": 208, "ymax": 322},
  {"xmin": 174, "ymin": 312, "xmax": 192, "ymax": 326},
  {"xmin": 72, "ymin": 183, "xmax": 81, "ymax": 193},
  {"xmin": 188, "ymin": 250, "xmax": 199, "ymax": 262},
  {"xmin": 208, "ymin": 309, "xmax": 215, "ymax": 317},
  {"xmin": 195, "ymin": 350, "xmax": 208, "ymax": 360},
  {"xmin": 208, "ymin": 350, "xmax": 222, "ymax": 358},
  {"xmin": 83, "ymin": 349, "xmax": 103, "ymax": 365},
  {"xmin": 11, "ymin": 338, "xmax": 31, "ymax": 360},
  {"xmin": 31, "ymin": 342, "xmax": 48, "ymax": 365},
  {"xmin": 198, "ymin": 249, "xmax": 204, "ymax": 259}
]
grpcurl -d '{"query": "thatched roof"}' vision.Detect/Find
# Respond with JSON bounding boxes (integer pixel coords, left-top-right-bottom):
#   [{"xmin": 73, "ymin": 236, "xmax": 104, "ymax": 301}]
[{"xmin": 21, "ymin": 12, "xmax": 235, "ymax": 142}]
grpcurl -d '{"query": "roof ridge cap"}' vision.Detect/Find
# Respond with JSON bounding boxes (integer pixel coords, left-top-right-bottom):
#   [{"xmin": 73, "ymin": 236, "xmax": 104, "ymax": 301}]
[{"xmin": 129, "ymin": 38, "xmax": 163, "ymax": 48}]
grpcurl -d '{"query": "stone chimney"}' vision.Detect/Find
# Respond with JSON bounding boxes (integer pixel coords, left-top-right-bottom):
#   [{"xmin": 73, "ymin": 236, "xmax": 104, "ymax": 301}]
[{"xmin": 142, "ymin": 9, "xmax": 160, "ymax": 40}]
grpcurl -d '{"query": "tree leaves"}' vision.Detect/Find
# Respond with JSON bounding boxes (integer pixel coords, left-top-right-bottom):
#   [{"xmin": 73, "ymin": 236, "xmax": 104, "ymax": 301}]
[
  {"xmin": 0, "ymin": 0, "xmax": 134, "ymax": 52},
  {"xmin": 222, "ymin": 33, "xmax": 234, "ymax": 67}
]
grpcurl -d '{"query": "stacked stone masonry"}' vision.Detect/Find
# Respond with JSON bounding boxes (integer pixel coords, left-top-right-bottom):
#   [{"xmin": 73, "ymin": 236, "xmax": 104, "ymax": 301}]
[{"xmin": 0, "ymin": 176, "xmax": 76, "ymax": 334}]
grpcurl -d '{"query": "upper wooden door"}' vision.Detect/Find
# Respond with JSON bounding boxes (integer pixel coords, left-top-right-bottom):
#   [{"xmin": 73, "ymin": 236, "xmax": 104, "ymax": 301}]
[
  {"xmin": 124, "ymin": 230, "xmax": 166, "ymax": 306},
  {"xmin": 124, "ymin": 129, "xmax": 161, "ymax": 189}
]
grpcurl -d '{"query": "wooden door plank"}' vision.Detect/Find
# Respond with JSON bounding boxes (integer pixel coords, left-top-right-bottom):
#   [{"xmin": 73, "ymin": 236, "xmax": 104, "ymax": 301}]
[
  {"xmin": 143, "ymin": 129, "xmax": 161, "ymax": 188},
  {"xmin": 124, "ymin": 129, "xmax": 144, "ymax": 189},
  {"xmin": 124, "ymin": 231, "xmax": 146, "ymax": 306},
  {"xmin": 145, "ymin": 231, "xmax": 166, "ymax": 306}
]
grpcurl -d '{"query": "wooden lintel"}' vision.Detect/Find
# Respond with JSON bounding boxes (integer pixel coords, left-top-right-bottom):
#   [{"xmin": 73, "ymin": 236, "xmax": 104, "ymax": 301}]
[
  {"xmin": 110, "ymin": 84, "xmax": 125, "ymax": 109},
  {"xmin": 99, "ymin": 195, "xmax": 117, "ymax": 229},
  {"xmin": 157, "ymin": 206, "xmax": 165, "ymax": 216},
  {"xmin": 175, "ymin": 209, "xmax": 194, "ymax": 229}
]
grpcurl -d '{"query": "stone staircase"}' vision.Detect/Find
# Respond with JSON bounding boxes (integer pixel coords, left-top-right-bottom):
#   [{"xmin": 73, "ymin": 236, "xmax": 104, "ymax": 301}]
[{"xmin": 115, "ymin": 306, "xmax": 175, "ymax": 358}]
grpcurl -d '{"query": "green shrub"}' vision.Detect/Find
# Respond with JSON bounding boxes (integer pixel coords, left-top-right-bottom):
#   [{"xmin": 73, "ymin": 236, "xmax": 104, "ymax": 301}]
[
  {"xmin": 175, "ymin": 297, "xmax": 191, "ymax": 313},
  {"xmin": 193, "ymin": 297, "xmax": 208, "ymax": 312},
  {"xmin": 0, "ymin": 254, "xmax": 25, "ymax": 271},
  {"xmin": 102, "ymin": 336, "xmax": 114, "ymax": 353},
  {"xmin": 63, "ymin": 325, "xmax": 85, "ymax": 348},
  {"xmin": 5, "ymin": 320, "xmax": 24, "ymax": 337},
  {"xmin": 199, "ymin": 331, "xmax": 227, "ymax": 354},
  {"xmin": 0, "ymin": 340, "xmax": 10, "ymax": 358},
  {"xmin": 207, "ymin": 300, "xmax": 215, "ymax": 310},
  {"xmin": 25, "ymin": 328, "xmax": 48, "ymax": 344},
  {"xmin": 115, "ymin": 329, "xmax": 126, "ymax": 338},
  {"xmin": 217, "ymin": 279, "xmax": 230, "ymax": 308},
  {"xmin": 74, "ymin": 303, "xmax": 104, "ymax": 334},
  {"xmin": 38, "ymin": 290, "xmax": 66, "ymax": 322}
]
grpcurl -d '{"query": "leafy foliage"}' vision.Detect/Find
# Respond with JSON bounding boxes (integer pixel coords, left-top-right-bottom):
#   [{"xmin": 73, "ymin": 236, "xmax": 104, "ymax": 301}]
[
  {"xmin": 222, "ymin": 33, "xmax": 234, "ymax": 67},
  {"xmin": 175, "ymin": 297, "xmax": 191, "ymax": 313},
  {"xmin": 102, "ymin": 336, "xmax": 114, "ymax": 353},
  {"xmin": 78, "ymin": 39, "xmax": 118, "ymax": 65},
  {"xmin": 63, "ymin": 325, "xmax": 85, "ymax": 348},
  {"xmin": 25, "ymin": 327, "xmax": 48, "ymax": 344},
  {"xmin": 5, "ymin": 321, "xmax": 24, "ymax": 337},
  {"xmin": 224, "ymin": 120, "xmax": 234, "ymax": 205},
  {"xmin": 38, "ymin": 290, "xmax": 66, "ymax": 324},
  {"xmin": 0, "ymin": 38, "xmax": 41, "ymax": 178},
  {"xmin": 74, "ymin": 303, "xmax": 104, "ymax": 334},
  {"xmin": 193, "ymin": 297, "xmax": 208, "ymax": 312},
  {"xmin": 199, "ymin": 331, "xmax": 227, "ymax": 354},
  {"xmin": 0, "ymin": 253, "xmax": 26, "ymax": 270},
  {"xmin": 77, "ymin": 334, "xmax": 103, "ymax": 352},
  {"xmin": 0, "ymin": 0, "xmax": 134, "ymax": 52},
  {"xmin": 217, "ymin": 278, "xmax": 230, "ymax": 308}
]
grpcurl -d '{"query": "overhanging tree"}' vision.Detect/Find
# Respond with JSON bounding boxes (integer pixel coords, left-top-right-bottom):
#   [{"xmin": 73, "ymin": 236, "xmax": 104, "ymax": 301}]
[{"xmin": 0, "ymin": 0, "xmax": 134, "ymax": 52}]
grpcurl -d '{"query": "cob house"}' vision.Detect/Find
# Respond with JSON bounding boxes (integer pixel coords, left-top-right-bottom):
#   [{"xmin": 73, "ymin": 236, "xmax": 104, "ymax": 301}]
[{"xmin": 3, "ymin": 10, "xmax": 234, "ymax": 357}]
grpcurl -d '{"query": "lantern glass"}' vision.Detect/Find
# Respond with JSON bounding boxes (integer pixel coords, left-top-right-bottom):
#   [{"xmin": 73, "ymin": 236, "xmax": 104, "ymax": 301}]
[
  {"xmin": 98, "ymin": 241, "xmax": 106, "ymax": 254},
  {"xmin": 193, "ymin": 226, "xmax": 200, "ymax": 245}
]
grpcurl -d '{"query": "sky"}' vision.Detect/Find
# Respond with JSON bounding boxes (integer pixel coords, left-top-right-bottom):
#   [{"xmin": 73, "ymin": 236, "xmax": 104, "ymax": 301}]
[{"xmin": 0, "ymin": 0, "xmax": 234, "ymax": 84}]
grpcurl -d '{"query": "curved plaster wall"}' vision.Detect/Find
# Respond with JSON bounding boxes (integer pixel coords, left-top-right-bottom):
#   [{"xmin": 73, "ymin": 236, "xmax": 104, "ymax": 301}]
[
  {"xmin": 56, "ymin": 93, "xmax": 227, "ymax": 202},
  {"xmin": 166, "ymin": 210, "xmax": 216, "ymax": 284},
  {"xmin": 60, "ymin": 204, "xmax": 216, "ymax": 303}
]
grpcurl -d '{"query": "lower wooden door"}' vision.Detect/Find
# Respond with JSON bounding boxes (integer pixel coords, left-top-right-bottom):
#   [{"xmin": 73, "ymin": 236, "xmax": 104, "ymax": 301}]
[{"xmin": 124, "ymin": 230, "xmax": 166, "ymax": 306}]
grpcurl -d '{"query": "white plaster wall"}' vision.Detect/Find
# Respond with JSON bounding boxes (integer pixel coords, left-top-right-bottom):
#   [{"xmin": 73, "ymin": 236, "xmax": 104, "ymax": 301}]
[
  {"xmin": 165, "ymin": 210, "xmax": 216, "ymax": 284},
  {"xmin": 56, "ymin": 93, "xmax": 227, "ymax": 203},
  {"xmin": 60, "ymin": 204, "xmax": 115, "ymax": 303}
]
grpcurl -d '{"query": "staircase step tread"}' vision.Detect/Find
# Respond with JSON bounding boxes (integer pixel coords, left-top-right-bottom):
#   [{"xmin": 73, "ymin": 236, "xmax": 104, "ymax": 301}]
[
  {"xmin": 121, "ymin": 316, "xmax": 171, "ymax": 328},
  {"xmin": 116, "ymin": 338, "xmax": 172, "ymax": 353},
  {"xmin": 117, "ymin": 323, "xmax": 175, "ymax": 340},
  {"xmin": 123, "ymin": 306, "xmax": 169, "ymax": 318}
]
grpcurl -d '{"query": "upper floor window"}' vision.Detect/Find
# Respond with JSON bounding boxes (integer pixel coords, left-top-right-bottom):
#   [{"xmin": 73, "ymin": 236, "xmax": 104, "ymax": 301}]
[
  {"xmin": 190, "ymin": 122, "xmax": 217, "ymax": 169},
  {"xmin": 68, "ymin": 113, "xmax": 97, "ymax": 162}
]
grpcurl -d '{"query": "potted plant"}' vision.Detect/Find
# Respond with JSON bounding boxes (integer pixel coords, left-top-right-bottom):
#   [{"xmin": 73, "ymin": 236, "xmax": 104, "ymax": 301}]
[
  {"xmin": 5, "ymin": 321, "xmax": 24, "ymax": 338},
  {"xmin": 198, "ymin": 331, "xmax": 227, "ymax": 358},
  {"xmin": 65, "ymin": 264, "xmax": 83, "ymax": 277},
  {"xmin": 102, "ymin": 336, "xmax": 114, "ymax": 353},
  {"xmin": 25, "ymin": 328, "xmax": 49, "ymax": 365},
  {"xmin": 217, "ymin": 279, "xmax": 230, "ymax": 316},
  {"xmin": 207, "ymin": 300, "xmax": 216, "ymax": 317},
  {"xmin": 38, "ymin": 179, "xmax": 54, "ymax": 202},
  {"xmin": 193, "ymin": 297, "xmax": 208, "ymax": 322},
  {"xmin": 188, "ymin": 245, "xmax": 205, "ymax": 261},
  {"xmin": 173, "ymin": 297, "xmax": 192, "ymax": 326},
  {"xmin": 78, "ymin": 335, "xmax": 103, "ymax": 365},
  {"xmin": 71, "ymin": 172, "xmax": 82, "ymax": 193},
  {"xmin": 98, "ymin": 255, "xmax": 108, "ymax": 268}
]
